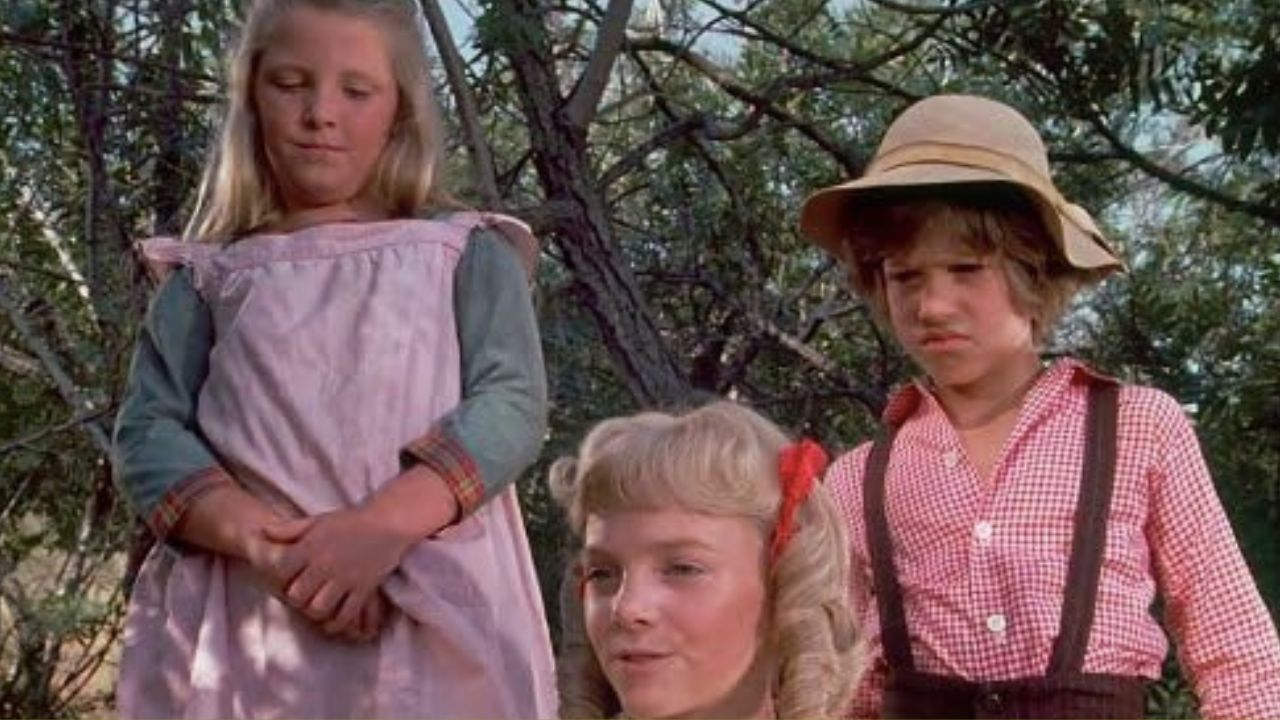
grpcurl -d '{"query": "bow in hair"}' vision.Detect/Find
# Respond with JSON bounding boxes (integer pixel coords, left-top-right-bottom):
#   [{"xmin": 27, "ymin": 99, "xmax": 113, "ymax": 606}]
[{"xmin": 769, "ymin": 438, "xmax": 829, "ymax": 563}]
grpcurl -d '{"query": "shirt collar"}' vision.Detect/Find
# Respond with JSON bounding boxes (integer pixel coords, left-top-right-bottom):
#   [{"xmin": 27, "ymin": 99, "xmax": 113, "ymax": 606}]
[{"xmin": 880, "ymin": 357, "xmax": 1113, "ymax": 428}]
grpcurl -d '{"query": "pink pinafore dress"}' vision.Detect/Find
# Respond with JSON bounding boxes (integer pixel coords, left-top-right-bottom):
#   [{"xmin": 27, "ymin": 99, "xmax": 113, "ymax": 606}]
[{"xmin": 118, "ymin": 213, "xmax": 556, "ymax": 719}]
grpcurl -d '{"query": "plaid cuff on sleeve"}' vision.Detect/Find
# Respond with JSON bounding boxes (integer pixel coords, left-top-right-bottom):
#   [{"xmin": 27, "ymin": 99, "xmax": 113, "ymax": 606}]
[
  {"xmin": 401, "ymin": 426, "xmax": 484, "ymax": 518},
  {"xmin": 146, "ymin": 466, "xmax": 235, "ymax": 539}
]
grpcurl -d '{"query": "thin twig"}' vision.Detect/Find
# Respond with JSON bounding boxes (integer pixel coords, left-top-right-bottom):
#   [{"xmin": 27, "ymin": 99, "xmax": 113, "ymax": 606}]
[{"xmin": 0, "ymin": 409, "xmax": 111, "ymax": 456}]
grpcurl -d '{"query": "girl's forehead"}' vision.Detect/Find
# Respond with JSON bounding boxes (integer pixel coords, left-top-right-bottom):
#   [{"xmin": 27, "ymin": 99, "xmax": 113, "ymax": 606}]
[
  {"xmin": 260, "ymin": 6, "xmax": 395, "ymax": 73},
  {"xmin": 583, "ymin": 508, "xmax": 762, "ymax": 554}
]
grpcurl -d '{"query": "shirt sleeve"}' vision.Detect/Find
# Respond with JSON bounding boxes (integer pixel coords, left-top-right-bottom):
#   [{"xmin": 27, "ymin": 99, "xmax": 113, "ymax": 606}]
[
  {"xmin": 1143, "ymin": 391, "xmax": 1280, "ymax": 718},
  {"xmin": 401, "ymin": 227, "xmax": 548, "ymax": 517},
  {"xmin": 112, "ymin": 268, "xmax": 233, "ymax": 539}
]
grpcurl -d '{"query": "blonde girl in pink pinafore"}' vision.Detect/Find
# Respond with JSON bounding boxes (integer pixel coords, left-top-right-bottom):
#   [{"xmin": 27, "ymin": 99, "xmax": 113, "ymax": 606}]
[{"xmin": 112, "ymin": 1, "xmax": 555, "ymax": 716}]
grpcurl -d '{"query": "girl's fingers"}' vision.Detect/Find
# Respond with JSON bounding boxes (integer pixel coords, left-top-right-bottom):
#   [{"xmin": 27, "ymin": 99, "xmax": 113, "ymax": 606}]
[
  {"xmin": 325, "ymin": 590, "xmax": 367, "ymax": 639},
  {"xmin": 304, "ymin": 580, "xmax": 346, "ymax": 622},
  {"xmin": 273, "ymin": 543, "xmax": 308, "ymax": 587},
  {"xmin": 361, "ymin": 592, "xmax": 387, "ymax": 638},
  {"xmin": 284, "ymin": 565, "xmax": 325, "ymax": 610},
  {"xmin": 262, "ymin": 517, "xmax": 315, "ymax": 543}
]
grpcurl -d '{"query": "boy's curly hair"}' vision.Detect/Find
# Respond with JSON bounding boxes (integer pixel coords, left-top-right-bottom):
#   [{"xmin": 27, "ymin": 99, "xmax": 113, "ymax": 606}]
[{"xmin": 840, "ymin": 184, "xmax": 1110, "ymax": 345}]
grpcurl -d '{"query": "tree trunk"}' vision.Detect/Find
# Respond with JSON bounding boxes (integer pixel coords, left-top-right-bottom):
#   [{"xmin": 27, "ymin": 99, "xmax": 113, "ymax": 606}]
[{"xmin": 492, "ymin": 0, "xmax": 692, "ymax": 407}]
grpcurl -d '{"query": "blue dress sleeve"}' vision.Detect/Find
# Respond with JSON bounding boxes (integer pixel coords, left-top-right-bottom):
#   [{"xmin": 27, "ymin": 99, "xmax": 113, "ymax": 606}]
[
  {"xmin": 112, "ymin": 268, "xmax": 229, "ymax": 537},
  {"xmin": 401, "ymin": 227, "xmax": 548, "ymax": 515}
]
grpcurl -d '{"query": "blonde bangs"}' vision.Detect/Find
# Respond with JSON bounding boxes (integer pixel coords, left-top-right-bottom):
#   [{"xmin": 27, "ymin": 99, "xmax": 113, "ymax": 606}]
[{"xmin": 551, "ymin": 406, "xmax": 786, "ymax": 534}]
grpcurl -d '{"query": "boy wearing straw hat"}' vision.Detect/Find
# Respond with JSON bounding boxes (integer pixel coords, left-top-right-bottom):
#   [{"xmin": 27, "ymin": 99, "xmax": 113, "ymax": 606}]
[{"xmin": 800, "ymin": 94, "xmax": 1280, "ymax": 718}]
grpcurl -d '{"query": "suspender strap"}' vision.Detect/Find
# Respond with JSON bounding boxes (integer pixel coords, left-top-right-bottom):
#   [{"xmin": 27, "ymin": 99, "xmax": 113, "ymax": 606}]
[
  {"xmin": 864, "ymin": 379, "xmax": 1121, "ymax": 677},
  {"xmin": 1047, "ymin": 380, "xmax": 1120, "ymax": 676},
  {"xmin": 863, "ymin": 428, "xmax": 914, "ymax": 671}
]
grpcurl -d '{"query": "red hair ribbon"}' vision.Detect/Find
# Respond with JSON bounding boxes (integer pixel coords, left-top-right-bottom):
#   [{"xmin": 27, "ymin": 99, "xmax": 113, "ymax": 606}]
[{"xmin": 769, "ymin": 438, "xmax": 829, "ymax": 564}]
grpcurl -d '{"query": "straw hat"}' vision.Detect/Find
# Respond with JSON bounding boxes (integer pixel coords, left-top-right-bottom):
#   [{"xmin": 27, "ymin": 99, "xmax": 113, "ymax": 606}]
[{"xmin": 799, "ymin": 94, "xmax": 1124, "ymax": 272}]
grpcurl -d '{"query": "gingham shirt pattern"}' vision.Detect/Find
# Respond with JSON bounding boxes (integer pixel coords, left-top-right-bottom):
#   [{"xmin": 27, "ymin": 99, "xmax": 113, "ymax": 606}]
[{"xmin": 828, "ymin": 359, "xmax": 1280, "ymax": 718}]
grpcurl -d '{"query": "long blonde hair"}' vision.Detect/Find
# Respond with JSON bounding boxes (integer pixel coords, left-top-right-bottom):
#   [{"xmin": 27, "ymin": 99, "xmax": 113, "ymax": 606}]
[
  {"xmin": 185, "ymin": 0, "xmax": 452, "ymax": 242},
  {"xmin": 549, "ymin": 402, "xmax": 862, "ymax": 719}
]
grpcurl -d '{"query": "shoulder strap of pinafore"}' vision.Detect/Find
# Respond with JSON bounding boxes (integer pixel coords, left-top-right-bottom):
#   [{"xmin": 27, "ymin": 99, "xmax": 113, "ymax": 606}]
[
  {"xmin": 862, "ymin": 425, "xmax": 913, "ymax": 671},
  {"xmin": 1047, "ymin": 378, "xmax": 1120, "ymax": 677},
  {"xmin": 446, "ymin": 210, "xmax": 540, "ymax": 282}
]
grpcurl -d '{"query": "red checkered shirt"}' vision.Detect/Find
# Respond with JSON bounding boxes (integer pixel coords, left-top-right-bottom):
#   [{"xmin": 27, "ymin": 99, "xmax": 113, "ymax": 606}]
[{"xmin": 827, "ymin": 359, "xmax": 1280, "ymax": 718}]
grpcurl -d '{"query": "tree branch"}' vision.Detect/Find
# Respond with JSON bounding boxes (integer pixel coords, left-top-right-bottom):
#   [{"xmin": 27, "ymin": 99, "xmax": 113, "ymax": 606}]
[
  {"xmin": 697, "ymin": 0, "xmax": 946, "ymax": 75},
  {"xmin": 565, "ymin": 0, "xmax": 635, "ymax": 128},
  {"xmin": 865, "ymin": 0, "xmax": 1027, "ymax": 16},
  {"xmin": 0, "ymin": 409, "xmax": 110, "ymax": 455},
  {"xmin": 627, "ymin": 35, "xmax": 865, "ymax": 173},
  {"xmin": 1083, "ymin": 107, "xmax": 1280, "ymax": 227},
  {"xmin": 0, "ymin": 343, "xmax": 41, "ymax": 377},
  {"xmin": 644, "ymin": 269, "xmax": 884, "ymax": 414},
  {"xmin": 632, "ymin": 56, "xmax": 768, "ymax": 279},
  {"xmin": 599, "ymin": 115, "xmax": 707, "ymax": 186},
  {"xmin": 0, "ymin": 276, "xmax": 111, "ymax": 454},
  {"xmin": 0, "ymin": 29, "xmax": 217, "ymax": 85},
  {"xmin": 944, "ymin": 29, "xmax": 1280, "ymax": 226},
  {"xmin": 420, "ymin": 0, "xmax": 502, "ymax": 206},
  {"xmin": 720, "ymin": 292, "xmax": 882, "ymax": 414}
]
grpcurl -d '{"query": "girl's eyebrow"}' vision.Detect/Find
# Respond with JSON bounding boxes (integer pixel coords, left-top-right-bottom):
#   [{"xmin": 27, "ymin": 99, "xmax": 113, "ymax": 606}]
[
  {"xmin": 338, "ymin": 70, "xmax": 389, "ymax": 87},
  {"xmin": 583, "ymin": 537, "xmax": 718, "ymax": 557},
  {"xmin": 259, "ymin": 60, "xmax": 305, "ymax": 74},
  {"xmin": 652, "ymin": 538, "xmax": 717, "ymax": 554},
  {"xmin": 256, "ymin": 61, "xmax": 387, "ymax": 85}
]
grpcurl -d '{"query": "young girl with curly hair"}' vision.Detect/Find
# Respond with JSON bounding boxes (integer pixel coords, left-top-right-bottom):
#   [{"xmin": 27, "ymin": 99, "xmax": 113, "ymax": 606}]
[{"xmin": 549, "ymin": 401, "xmax": 863, "ymax": 719}]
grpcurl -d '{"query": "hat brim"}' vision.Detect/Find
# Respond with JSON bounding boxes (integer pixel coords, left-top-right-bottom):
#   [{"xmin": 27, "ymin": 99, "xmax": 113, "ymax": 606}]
[{"xmin": 799, "ymin": 163, "xmax": 1124, "ymax": 273}]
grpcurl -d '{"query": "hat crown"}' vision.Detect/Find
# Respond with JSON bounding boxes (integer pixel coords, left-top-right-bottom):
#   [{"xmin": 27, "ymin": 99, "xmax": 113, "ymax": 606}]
[{"xmin": 873, "ymin": 95, "xmax": 1051, "ymax": 180}]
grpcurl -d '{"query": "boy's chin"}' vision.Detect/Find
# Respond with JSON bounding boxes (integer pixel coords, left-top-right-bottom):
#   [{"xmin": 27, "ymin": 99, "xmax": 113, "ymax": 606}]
[{"xmin": 911, "ymin": 355, "xmax": 979, "ymax": 387}]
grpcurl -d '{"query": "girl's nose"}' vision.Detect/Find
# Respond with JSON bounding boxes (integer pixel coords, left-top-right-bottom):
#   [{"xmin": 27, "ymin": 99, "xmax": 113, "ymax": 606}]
[
  {"xmin": 302, "ymin": 87, "xmax": 338, "ymax": 127},
  {"xmin": 611, "ymin": 576, "xmax": 657, "ymax": 628}
]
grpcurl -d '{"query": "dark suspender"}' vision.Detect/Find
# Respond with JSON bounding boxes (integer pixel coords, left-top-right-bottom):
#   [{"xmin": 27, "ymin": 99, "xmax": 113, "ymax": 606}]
[
  {"xmin": 1047, "ymin": 381, "xmax": 1119, "ymax": 676},
  {"xmin": 864, "ymin": 380, "xmax": 1120, "ymax": 677},
  {"xmin": 864, "ymin": 424, "xmax": 912, "ymax": 670}
]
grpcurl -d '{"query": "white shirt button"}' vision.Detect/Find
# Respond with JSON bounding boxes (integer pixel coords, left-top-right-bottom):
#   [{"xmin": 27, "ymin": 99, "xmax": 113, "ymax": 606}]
[
  {"xmin": 974, "ymin": 521, "xmax": 994, "ymax": 544},
  {"xmin": 941, "ymin": 449, "xmax": 960, "ymax": 469},
  {"xmin": 986, "ymin": 614, "xmax": 1007, "ymax": 634}
]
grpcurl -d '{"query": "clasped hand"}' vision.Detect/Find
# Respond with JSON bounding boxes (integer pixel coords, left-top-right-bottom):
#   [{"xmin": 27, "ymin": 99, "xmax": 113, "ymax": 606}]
[{"xmin": 248, "ymin": 505, "xmax": 417, "ymax": 642}]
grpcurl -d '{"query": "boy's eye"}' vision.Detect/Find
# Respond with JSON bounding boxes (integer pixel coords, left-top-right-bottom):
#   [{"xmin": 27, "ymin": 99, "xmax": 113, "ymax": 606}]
[
  {"xmin": 886, "ymin": 269, "xmax": 920, "ymax": 284},
  {"xmin": 949, "ymin": 262, "xmax": 985, "ymax": 274},
  {"xmin": 344, "ymin": 86, "xmax": 373, "ymax": 100}
]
